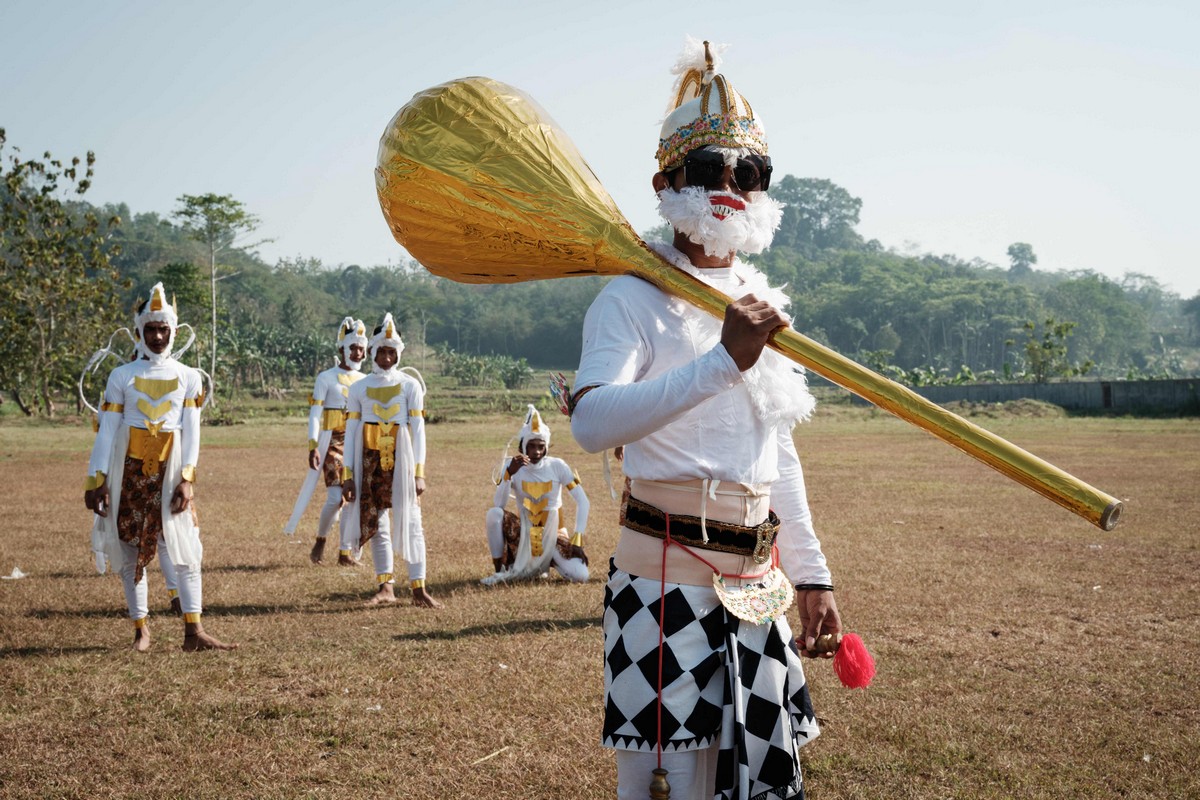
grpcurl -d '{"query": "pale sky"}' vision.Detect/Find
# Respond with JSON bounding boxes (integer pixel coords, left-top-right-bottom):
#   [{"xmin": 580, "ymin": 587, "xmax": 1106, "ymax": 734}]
[{"xmin": 3, "ymin": 0, "xmax": 1197, "ymax": 297}]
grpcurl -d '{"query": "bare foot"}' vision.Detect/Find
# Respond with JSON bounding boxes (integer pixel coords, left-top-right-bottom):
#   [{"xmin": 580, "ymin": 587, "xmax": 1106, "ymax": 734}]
[
  {"xmin": 132, "ymin": 622, "xmax": 151, "ymax": 652},
  {"xmin": 169, "ymin": 596, "xmax": 182, "ymax": 615},
  {"xmin": 412, "ymin": 587, "xmax": 443, "ymax": 609},
  {"xmin": 182, "ymin": 630, "xmax": 239, "ymax": 652},
  {"xmin": 365, "ymin": 584, "xmax": 396, "ymax": 606},
  {"xmin": 310, "ymin": 538, "xmax": 327, "ymax": 565},
  {"xmin": 337, "ymin": 553, "xmax": 360, "ymax": 567}
]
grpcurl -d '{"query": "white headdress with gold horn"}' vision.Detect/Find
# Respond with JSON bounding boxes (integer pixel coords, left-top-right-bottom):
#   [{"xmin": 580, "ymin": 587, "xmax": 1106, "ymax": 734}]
[
  {"xmin": 133, "ymin": 282, "xmax": 179, "ymax": 362},
  {"xmin": 336, "ymin": 316, "xmax": 368, "ymax": 369},
  {"xmin": 518, "ymin": 404, "xmax": 550, "ymax": 450},
  {"xmin": 368, "ymin": 312, "xmax": 405, "ymax": 375}
]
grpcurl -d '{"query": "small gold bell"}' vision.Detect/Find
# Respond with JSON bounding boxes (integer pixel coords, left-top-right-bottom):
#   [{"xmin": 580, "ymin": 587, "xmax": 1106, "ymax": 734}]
[{"xmin": 648, "ymin": 767, "xmax": 671, "ymax": 799}]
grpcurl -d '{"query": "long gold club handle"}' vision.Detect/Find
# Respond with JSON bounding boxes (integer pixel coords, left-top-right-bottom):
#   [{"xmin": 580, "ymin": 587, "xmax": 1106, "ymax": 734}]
[{"xmin": 643, "ymin": 262, "xmax": 1124, "ymax": 532}]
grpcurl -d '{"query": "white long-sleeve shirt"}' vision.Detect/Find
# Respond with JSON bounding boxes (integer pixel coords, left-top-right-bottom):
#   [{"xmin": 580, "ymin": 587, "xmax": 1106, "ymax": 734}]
[
  {"xmin": 89, "ymin": 358, "xmax": 203, "ymax": 479},
  {"xmin": 343, "ymin": 369, "xmax": 425, "ymax": 474},
  {"xmin": 306, "ymin": 364, "xmax": 364, "ymax": 445},
  {"xmin": 571, "ymin": 255, "xmax": 831, "ymax": 586}
]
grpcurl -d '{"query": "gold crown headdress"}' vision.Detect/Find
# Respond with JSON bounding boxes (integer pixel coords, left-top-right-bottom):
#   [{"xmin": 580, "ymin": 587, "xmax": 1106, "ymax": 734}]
[{"xmin": 656, "ymin": 37, "xmax": 768, "ymax": 171}]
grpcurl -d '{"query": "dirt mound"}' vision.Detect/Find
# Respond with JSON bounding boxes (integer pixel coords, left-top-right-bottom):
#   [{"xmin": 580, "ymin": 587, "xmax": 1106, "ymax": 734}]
[{"xmin": 941, "ymin": 398, "xmax": 1067, "ymax": 418}]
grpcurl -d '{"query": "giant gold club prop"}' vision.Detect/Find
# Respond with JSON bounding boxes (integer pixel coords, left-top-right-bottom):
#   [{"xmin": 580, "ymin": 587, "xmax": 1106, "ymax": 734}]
[{"xmin": 376, "ymin": 77, "xmax": 1123, "ymax": 531}]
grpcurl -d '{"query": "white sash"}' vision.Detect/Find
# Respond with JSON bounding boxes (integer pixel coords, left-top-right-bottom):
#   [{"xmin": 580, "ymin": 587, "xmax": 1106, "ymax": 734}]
[{"xmin": 283, "ymin": 428, "xmax": 334, "ymax": 535}]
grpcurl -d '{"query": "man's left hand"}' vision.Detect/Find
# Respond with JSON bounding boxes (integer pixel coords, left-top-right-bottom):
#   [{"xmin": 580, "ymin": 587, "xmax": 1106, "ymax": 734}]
[
  {"xmin": 170, "ymin": 479, "xmax": 194, "ymax": 515},
  {"xmin": 796, "ymin": 589, "xmax": 840, "ymax": 659}
]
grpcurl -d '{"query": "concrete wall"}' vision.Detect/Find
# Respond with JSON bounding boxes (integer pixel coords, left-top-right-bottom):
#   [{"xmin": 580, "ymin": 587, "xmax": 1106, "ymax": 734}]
[{"xmin": 846, "ymin": 379, "xmax": 1200, "ymax": 413}]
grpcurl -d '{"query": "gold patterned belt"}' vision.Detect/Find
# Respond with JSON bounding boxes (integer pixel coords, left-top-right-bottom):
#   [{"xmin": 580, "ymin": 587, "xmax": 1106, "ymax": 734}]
[
  {"xmin": 321, "ymin": 408, "xmax": 346, "ymax": 431},
  {"xmin": 128, "ymin": 426, "xmax": 174, "ymax": 477},
  {"xmin": 362, "ymin": 422, "xmax": 399, "ymax": 471}
]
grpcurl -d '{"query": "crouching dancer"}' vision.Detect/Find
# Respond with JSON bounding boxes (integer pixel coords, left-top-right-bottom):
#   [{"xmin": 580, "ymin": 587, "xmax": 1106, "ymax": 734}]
[
  {"xmin": 483, "ymin": 405, "xmax": 589, "ymax": 585},
  {"xmin": 83, "ymin": 283, "xmax": 236, "ymax": 652}
]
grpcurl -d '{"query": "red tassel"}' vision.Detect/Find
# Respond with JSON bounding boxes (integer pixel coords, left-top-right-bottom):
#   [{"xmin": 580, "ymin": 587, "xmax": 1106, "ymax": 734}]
[{"xmin": 832, "ymin": 633, "xmax": 875, "ymax": 689}]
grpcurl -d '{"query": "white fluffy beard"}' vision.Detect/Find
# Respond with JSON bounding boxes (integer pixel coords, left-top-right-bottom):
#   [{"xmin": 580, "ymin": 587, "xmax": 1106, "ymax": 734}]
[{"xmin": 656, "ymin": 186, "xmax": 784, "ymax": 257}]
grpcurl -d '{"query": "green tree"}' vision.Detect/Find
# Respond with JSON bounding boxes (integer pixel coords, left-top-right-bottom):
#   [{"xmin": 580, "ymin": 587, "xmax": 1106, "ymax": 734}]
[
  {"xmin": 770, "ymin": 177, "xmax": 864, "ymax": 253},
  {"xmin": 0, "ymin": 129, "xmax": 125, "ymax": 416},
  {"xmin": 1007, "ymin": 242, "xmax": 1037, "ymax": 277},
  {"xmin": 1021, "ymin": 317, "xmax": 1093, "ymax": 383},
  {"xmin": 172, "ymin": 193, "xmax": 264, "ymax": 390}
]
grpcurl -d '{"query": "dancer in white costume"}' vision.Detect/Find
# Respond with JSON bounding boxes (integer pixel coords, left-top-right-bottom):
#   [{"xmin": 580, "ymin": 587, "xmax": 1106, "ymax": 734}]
[
  {"xmin": 83, "ymin": 283, "xmax": 236, "ymax": 652},
  {"xmin": 482, "ymin": 405, "xmax": 589, "ymax": 585},
  {"xmin": 341, "ymin": 313, "xmax": 442, "ymax": 608},
  {"xmin": 283, "ymin": 317, "xmax": 367, "ymax": 566},
  {"xmin": 571, "ymin": 39, "xmax": 840, "ymax": 799}
]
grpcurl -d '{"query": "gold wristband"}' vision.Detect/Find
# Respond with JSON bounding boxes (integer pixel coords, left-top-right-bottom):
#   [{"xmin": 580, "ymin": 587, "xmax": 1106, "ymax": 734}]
[
  {"xmin": 308, "ymin": 439, "xmax": 318, "ymax": 451},
  {"xmin": 181, "ymin": 465, "xmax": 196, "ymax": 484},
  {"xmin": 413, "ymin": 464, "xmax": 425, "ymax": 479},
  {"xmin": 341, "ymin": 467, "xmax": 353, "ymax": 481},
  {"xmin": 83, "ymin": 472, "xmax": 107, "ymax": 491},
  {"xmin": 569, "ymin": 533, "xmax": 583, "ymax": 547}
]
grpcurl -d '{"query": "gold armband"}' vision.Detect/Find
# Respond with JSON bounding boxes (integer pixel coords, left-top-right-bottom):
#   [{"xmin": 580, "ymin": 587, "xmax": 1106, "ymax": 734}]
[
  {"xmin": 83, "ymin": 472, "xmax": 107, "ymax": 491},
  {"xmin": 308, "ymin": 439, "xmax": 318, "ymax": 451},
  {"xmin": 409, "ymin": 409, "xmax": 425, "ymax": 417},
  {"xmin": 569, "ymin": 533, "xmax": 583, "ymax": 547},
  {"xmin": 101, "ymin": 402, "xmax": 124, "ymax": 413},
  {"xmin": 341, "ymin": 466, "xmax": 353, "ymax": 481},
  {"xmin": 413, "ymin": 464, "xmax": 425, "ymax": 479},
  {"xmin": 309, "ymin": 398, "xmax": 323, "ymax": 407},
  {"xmin": 346, "ymin": 411, "xmax": 362, "ymax": 420},
  {"xmin": 182, "ymin": 397, "xmax": 201, "ymax": 408},
  {"xmin": 565, "ymin": 479, "xmax": 580, "ymax": 491},
  {"xmin": 181, "ymin": 465, "xmax": 197, "ymax": 483}
]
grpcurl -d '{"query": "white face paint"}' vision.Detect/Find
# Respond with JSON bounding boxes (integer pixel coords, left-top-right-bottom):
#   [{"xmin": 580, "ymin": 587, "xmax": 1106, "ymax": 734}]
[{"xmin": 656, "ymin": 185, "xmax": 784, "ymax": 258}]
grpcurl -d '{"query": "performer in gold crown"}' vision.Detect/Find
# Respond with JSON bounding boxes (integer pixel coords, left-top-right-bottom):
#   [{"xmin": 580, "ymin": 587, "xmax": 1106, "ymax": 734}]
[
  {"xmin": 83, "ymin": 283, "xmax": 237, "ymax": 652},
  {"xmin": 570, "ymin": 39, "xmax": 836, "ymax": 798},
  {"xmin": 341, "ymin": 313, "xmax": 441, "ymax": 608},
  {"xmin": 284, "ymin": 316, "xmax": 368, "ymax": 566},
  {"xmin": 483, "ymin": 405, "xmax": 589, "ymax": 585}
]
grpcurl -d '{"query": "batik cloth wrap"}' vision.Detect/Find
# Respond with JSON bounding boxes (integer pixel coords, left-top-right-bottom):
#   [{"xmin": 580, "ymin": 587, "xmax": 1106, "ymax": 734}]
[
  {"xmin": 96, "ymin": 424, "xmax": 204, "ymax": 581},
  {"xmin": 342, "ymin": 419, "xmax": 417, "ymax": 560}
]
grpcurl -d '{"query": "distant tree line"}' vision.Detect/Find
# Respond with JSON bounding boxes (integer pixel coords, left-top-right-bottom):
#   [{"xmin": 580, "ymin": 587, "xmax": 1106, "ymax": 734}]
[{"xmin": 3, "ymin": 129, "xmax": 1198, "ymax": 416}]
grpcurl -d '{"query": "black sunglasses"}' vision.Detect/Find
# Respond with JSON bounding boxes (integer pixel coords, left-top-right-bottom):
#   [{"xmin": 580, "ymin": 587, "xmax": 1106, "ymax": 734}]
[{"xmin": 674, "ymin": 150, "xmax": 773, "ymax": 192}]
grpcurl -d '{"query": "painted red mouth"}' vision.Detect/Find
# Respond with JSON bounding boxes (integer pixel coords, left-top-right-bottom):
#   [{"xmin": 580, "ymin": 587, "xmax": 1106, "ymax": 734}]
[{"xmin": 709, "ymin": 195, "xmax": 746, "ymax": 220}]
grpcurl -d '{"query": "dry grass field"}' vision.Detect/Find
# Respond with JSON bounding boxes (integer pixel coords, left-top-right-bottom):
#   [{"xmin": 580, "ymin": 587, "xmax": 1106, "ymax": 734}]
[{"xmin": 0, "ymin": 403, "xmax": 1197, "ymax": 799}]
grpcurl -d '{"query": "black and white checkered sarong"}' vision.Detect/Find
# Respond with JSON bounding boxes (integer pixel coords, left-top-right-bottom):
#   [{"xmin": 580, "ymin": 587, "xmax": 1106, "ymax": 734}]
[{"xmin": 602, "ymin": 561, "xmax": 820, "ymax": 800}]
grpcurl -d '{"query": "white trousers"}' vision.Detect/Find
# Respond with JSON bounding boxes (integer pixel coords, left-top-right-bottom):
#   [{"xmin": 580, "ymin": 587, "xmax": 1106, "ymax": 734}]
[
  {"xmin": 316, "ymin": 486, "xmax": 341, "ymax": 541},
  {"xmin": 158, "ymin": 543, "xmax": 178, "ymax": 592},
  {"xmin": 616, "ymin": 743, "xmax": 720, "ymax": 800},
  {"xmin": 484, "ymin": 506, "xmax": 588, "ymax": 583},
  {"xmin": 120, "ymin": 537, "xmax": 202, "ymax": 620},
  {"xmin": 369, "ymin": 506, "xmax": 426, "ymax": 583}
]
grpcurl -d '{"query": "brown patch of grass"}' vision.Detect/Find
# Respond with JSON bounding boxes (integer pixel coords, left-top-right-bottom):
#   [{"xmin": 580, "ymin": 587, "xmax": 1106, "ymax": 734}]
[{"xmin": 0, "ymin": 411, "xmax": 1197, "ymax": 798}]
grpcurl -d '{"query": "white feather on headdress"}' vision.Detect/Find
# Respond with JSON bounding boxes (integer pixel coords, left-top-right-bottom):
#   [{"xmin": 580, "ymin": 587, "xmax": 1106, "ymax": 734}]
[{"xmin": 663, "ymin": 36, "xmax": 728, "ymax": 118}]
